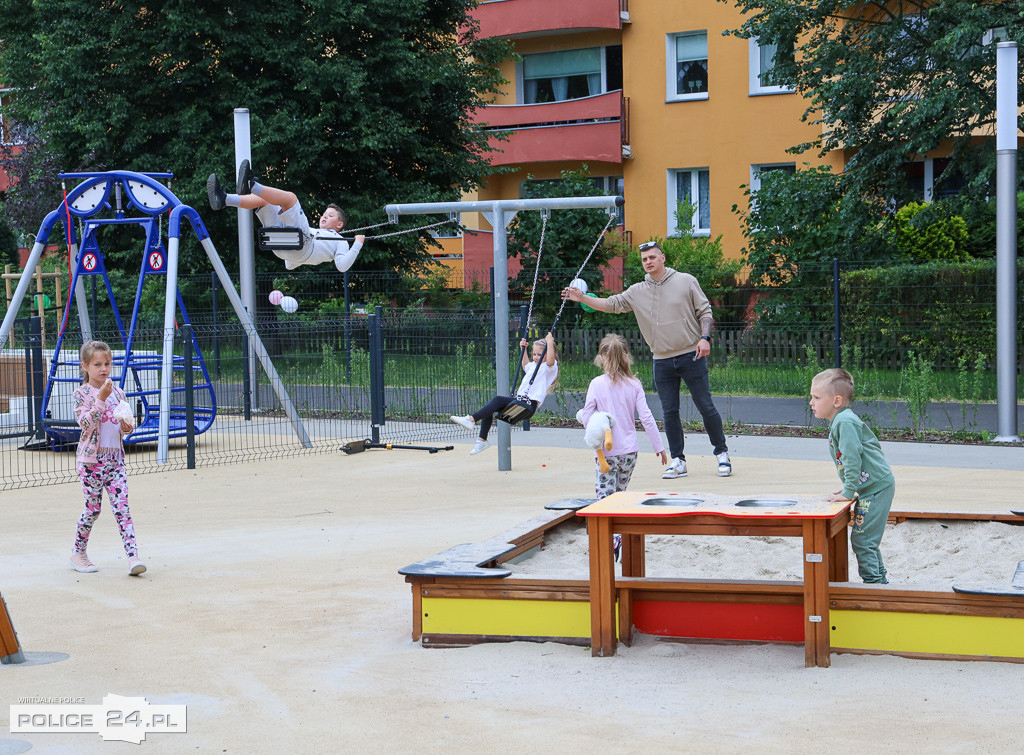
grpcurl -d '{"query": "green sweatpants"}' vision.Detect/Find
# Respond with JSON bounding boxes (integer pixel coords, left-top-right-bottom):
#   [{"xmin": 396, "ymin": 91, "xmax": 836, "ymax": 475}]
[{"xmin": 850, "ymin": 482, "xmax": 895, "ymax": 584}]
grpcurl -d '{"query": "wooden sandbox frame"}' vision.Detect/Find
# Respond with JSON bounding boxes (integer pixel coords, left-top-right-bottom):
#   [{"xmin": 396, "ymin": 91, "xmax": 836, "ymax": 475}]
[{"xmin": 400, "ymin": 501, "xmax": 1024, "ymax": 666}]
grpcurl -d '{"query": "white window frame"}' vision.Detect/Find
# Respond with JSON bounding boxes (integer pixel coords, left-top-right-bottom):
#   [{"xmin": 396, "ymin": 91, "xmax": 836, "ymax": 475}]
[
  {"xmin": 516, "ymin": 47, "xmax": 608, "ymax": 105},
  {"xmin": 749, "ymin": 163, "xmax": 797, "ymax": 194},
  {"xmin": 748, "ymin": 37, "xmax": 794, "ymax": 95},
  {"xmin": 666, "ymin": 32, "xmax": 709, "ymax": 103},
  {"xmin": 667, "ymin": 168, "xmax": 710, "ymax": 237}
]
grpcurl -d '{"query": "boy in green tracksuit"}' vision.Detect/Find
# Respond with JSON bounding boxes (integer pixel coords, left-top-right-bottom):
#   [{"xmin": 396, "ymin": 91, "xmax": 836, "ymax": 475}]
[{"xmin": 809, "ymin": 368, "xmax": 896, "ymax": 584}]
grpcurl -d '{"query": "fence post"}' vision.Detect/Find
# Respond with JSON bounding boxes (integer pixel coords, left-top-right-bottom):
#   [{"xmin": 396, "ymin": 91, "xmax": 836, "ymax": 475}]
[
  {"xmin": 833, "ymin": 258, "xmax": 842, "ymax": 368},
  {"xmin": 369, "ymin": 305, "xmax": 385, "ymax": 444},
  {"xmin": 183, "ymin": 323, "xmax": 196, "ymax": 470},
  {"xmin": 28, "ymin": 316, "xmax": 45, "ymax": 441},
  {"xmin": 344, "ymin": 269, "xmax": 352, "ymax": 383},
  {"xmin": 211, "ymin": 271, "xmax": 221, "ymax": 378}
]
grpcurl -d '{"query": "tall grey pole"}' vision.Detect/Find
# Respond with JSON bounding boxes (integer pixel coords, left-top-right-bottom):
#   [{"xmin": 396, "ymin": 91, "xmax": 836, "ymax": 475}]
[
  {"xmin": 490, "ymin": 205, "xmax": 513, "ymax": 470},
  {"xmin": 234, "ymin": 108, "xmax": 259, "ymax": 409},
  {"xmin": 995, "ymin": 42, "xmax": 1020, "ymax": 442}
]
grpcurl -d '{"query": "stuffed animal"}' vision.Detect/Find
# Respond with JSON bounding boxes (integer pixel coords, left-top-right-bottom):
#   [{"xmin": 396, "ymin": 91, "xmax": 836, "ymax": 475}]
[{"xmin": 576, "ymin": 409, "xmax": 615, "ymax": 473}]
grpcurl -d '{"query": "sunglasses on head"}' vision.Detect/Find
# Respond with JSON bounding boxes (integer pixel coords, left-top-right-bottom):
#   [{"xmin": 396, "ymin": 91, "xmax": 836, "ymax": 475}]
[{"xmin": 638, "ymin": 241, "xmax": 659, "ymax": 252}]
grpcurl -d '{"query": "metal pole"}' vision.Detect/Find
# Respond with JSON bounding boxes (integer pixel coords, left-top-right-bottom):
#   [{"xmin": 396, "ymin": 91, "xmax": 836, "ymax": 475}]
[
  {"xmin": 234, "ymin": 108, "xmax": 259, "ymax": 411},
  {"xmin": 369, "ymin": 305, "xmax": 385, "ymax": 444},
  {"xmin": 491, "ymin": 206, "xmax": 513, "ymax": 471},
  {"xmin": 184, "ymin": 323, "xmax": 196, "ymax": 469},
  {"xmin": 995, "ymin": 42, "xmax": 1020, "ymax": 442},
  {"xmin": 211, "ymin": 271, "xmax": 221, "ymax": 378},
  {"xmin": 344, "ymin": 269, "xmax": 352, "ymax": 383},
  {"xmin": 832, "ymin": 258, "xmax": 841, "ymax": 368}
]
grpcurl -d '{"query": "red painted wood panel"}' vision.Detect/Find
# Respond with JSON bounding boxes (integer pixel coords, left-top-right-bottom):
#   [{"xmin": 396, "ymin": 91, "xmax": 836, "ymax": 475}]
[{"xmin": 634, "ymin": 600, "xmax": 804, "ymax": 643}]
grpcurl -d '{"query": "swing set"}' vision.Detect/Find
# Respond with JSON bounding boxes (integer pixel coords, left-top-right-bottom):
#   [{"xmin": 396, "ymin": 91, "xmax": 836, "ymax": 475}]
[{"xmin": 384, "ymin": 194, "xmax": 624, "ymax": 471}]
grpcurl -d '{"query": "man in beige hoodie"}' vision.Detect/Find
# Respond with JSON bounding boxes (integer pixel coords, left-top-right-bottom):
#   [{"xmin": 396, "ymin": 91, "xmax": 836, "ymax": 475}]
[{"xmin": 564, "ymin": 241, "xmax": 731, "ymax": 478}]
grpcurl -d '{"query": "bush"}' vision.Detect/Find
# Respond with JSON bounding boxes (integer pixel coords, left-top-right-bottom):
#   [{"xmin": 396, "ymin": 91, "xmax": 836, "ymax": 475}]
[{"xmin": 889, "ymin": 202, "xmax": 970, "ymax": 262}]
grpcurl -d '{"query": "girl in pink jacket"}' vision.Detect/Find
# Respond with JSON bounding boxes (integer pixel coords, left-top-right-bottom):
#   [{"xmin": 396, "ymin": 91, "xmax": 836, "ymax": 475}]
[
  {"xmin": 579, "ymin": 334, "xmax": 667, "ymax": 499},
  {"xmin": 70, "ymin": 340, "xmax": 146, "ymax": 576}
]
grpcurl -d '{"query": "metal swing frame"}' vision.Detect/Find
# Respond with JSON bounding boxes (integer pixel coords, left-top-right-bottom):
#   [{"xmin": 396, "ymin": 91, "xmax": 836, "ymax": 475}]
[{"xmin": 384, "ymin": 195, "xmax": 623, "ymax": 471}]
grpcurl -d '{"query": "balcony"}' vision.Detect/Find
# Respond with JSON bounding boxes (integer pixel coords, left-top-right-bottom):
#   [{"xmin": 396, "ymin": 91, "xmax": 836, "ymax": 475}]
[
  {"xmin": 472, "ymin": 0, "xmax": 627, "ymax": 39},
  {"xmin": 473, "ymin": 91, "xmax": 629, "ymax": 167}
]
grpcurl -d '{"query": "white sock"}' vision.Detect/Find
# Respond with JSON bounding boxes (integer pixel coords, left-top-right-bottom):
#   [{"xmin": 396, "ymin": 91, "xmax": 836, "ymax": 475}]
[
  {"xmin": 225, "ymin": 194, "xmax": 241, "ymax": 208},
  {"xmin": 252, "ymin": 181, "xmax": 264, "ymax": 195}
]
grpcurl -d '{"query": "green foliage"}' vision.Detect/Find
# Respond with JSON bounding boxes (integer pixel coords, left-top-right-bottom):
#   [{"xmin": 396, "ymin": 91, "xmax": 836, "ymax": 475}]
[
  {"xmin": 722, "ymin": 0, "xmax": 1024, "ymax": 204},
  {"xmin": 956, "ymin": 191, "xmax": 1024, "ymax": 259},
  {"xmin": 901, "ymin": 351, "xmax": 936, "ymax": 436},
  {"xmin": 0, "ymin": 0, "xmax": 510, "ymax": 275},
  {"xmin": 839, "ymin": 259, "xmax": 1024, "ymax": 366},
  {"xmin": 737, "ymin": 165, "xmax": 890, "ymax": 327},
  {"xmin": 889, "ymin": 202, "xmax": 970, "ymax": 262},
  {"xmin": 0, "ymin": 210, "xmax": 20, "ymax": 267}
]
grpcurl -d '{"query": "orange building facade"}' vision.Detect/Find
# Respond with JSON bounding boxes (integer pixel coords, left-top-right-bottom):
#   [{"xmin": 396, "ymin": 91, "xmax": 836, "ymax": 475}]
[{"xmin": 445, "ymin": 0, "xmax": 846, "ymax": 278}]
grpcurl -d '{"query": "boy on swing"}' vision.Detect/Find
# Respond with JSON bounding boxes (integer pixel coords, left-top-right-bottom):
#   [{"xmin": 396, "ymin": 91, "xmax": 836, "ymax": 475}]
[{"xmin": 207, "ymin": 160, "xmax": 364, "ymax": 273}]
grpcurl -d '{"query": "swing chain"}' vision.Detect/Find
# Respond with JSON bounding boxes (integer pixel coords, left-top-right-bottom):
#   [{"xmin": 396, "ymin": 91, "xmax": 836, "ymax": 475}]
[
  {"xmin": 552, "ymin": 213, "xmax": 615, "ymax": 324},
  {"xmin": 523, "ymin": 211, "xmax": 548, "ymax": 336},
  {"xmin": 364, "ymin": 218, "xmax": 459, "ymax": 240}
]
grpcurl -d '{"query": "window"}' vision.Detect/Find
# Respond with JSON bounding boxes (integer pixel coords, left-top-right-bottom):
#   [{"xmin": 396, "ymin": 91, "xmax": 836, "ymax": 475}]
[
  {"xmin": 668, "ymin": 169, "xmax": 710, "ymax": 235},
  {"xmin": 900, "ymin": 158, "xmax": 966, "ymax": 202},
  {"xmin": 749, "ymin": 37, "xmax": 794, "ymax": 95},
  {"xmin": 0, "ymin": 89, "xmax": 24, "ymax": 146},
  {"xmin": 429, "ymin": 212, "xmax": 462, "ymax": 240},
  {"xmin": 521, "ymin": 47, "xmax": 619, "ymax": 104},
  {"xmin": 667, "ymin": 32, "xmax": 708, "ymax": 101},
  {"xmin": 750, "ymin": 163, "xmax": 796, "ymax": 194}
]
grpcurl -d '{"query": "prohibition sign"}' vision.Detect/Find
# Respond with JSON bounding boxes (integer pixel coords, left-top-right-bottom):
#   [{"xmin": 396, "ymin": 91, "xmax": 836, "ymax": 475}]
[
  {"xmin": 149, "ymin": 251, "xmax": 164, "ymax": 270},
  {"xmin": 82, "ymin": 253, "xmax": 97, "ymax": 271}
]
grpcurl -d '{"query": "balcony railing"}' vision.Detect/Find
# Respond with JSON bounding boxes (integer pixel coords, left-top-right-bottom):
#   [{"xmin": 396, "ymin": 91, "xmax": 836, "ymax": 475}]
[
  {"xmin": 472, "ymin": 91, "xmax": 629, "ymax": 166},
  {"xmin": 472, "ymin": 0, "xmax": 624, "ymax": 39}
]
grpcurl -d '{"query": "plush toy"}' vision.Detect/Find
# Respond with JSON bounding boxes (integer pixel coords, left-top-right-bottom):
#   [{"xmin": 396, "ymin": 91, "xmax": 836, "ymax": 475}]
[
  {"xmin": 576, "ymin": 409, "xmax": 615, "ymax": 473},
  {"xmin": 112, "ymin": 400, "xmax": 136, "ymax": 430}
]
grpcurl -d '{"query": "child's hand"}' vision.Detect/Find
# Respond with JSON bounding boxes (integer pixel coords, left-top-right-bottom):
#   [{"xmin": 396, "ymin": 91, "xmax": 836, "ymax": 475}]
[
  {"xmin": 520, "ymin": 338, "xmax": 529, "ymax": 348},
  {"xmin": 98, "ymin": 379, "xmax": 113, "ymax": 401},
  {"xmin": 355, "ymin": 234, "xmax": 365, "ymax": 245},
  {"xmin": 657, "ymin": 450, "xmax": 668, "ymax": 465},
  {"xmin": 824, "ymin": 492, "xmax": 852, "ymax": 502},
  {"xmin": 119, "ymin": 420, "xmax": 133, "ymax": 435}
]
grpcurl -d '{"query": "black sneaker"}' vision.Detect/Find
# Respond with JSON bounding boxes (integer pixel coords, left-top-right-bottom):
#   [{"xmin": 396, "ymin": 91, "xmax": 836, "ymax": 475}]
[
  {"xmin": 237, "ymin": 159, "xmax": 255, "ymax": 195},
  {"xmin": 207, "ymin": 174, "xmax": 227, "ymax": 211}
]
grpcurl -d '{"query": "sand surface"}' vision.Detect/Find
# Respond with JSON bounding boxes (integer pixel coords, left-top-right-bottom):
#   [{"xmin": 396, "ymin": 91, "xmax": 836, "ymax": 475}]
[{"xmin": 2, "ymin": 438, "xmax": 1024, "ymax": 753}]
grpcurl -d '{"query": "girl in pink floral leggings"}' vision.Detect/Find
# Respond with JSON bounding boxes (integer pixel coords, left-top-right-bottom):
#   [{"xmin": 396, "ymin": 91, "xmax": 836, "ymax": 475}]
[{"xmin": 70, "ymin": 340, "xmax": 146, "ymax": 576}]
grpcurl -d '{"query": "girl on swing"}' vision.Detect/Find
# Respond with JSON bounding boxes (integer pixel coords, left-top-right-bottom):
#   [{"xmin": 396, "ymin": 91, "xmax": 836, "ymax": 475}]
[{"xmin": 451, "ymin": 332, "xmax": 558, "ymax": 455}]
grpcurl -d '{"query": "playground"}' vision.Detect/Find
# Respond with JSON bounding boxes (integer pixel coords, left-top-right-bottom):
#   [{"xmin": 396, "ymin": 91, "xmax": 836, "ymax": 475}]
[{"xmin": 2, "ymin": 431, "xmax": 1023, "ymax": 752}]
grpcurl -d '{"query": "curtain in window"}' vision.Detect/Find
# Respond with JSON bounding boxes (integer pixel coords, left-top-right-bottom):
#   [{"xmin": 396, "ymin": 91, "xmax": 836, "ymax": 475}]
[
  {"xmin": 758, "ymin": 41, "xmax": 777, "ymax": 85},
  {"xmin": 524, "ymin": 79, "xmax": 539, "ymax": 104},
  {"xmin": 551, "ymin": 77, "xmax": 569, "ymax": 101},
  {"xmin": 524, "ymin": 48, "xmax": 601, "ymax": 78},
  {"xmin": 587, "ymin": 73, "xmax": 601, "ymax": 96},
  {"xmin": 697, "ymin": 170, "xmax": 710, "ymax": 229}
]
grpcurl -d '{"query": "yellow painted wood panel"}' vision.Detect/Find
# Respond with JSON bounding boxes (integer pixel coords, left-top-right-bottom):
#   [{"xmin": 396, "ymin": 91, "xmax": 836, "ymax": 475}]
[
  {"xmin": 423, "ymin": 597, "xmax": 593, "ymax": 639},
  {"xmin": 832, "ymin": 610, "xmax": 1024, "ymax": 659}
]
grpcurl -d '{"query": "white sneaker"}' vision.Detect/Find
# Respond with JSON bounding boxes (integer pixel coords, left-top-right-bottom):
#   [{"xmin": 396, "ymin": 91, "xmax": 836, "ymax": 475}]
[
  {"xmin": 69, "ymin": 552, "xmax": 98, "ymax": 573},
  {"xmin": 128, "ymin": 557, "xmax": 147, "ymax": 576},
  {"xmin": 717, "ymin": 452, "xmax": 732, "ymax": 477},
  {"xmin": 662, "ymin": 457, "xmax": 687, "ymax": 478},
  {"xmin": 450, "ymin": 414, "xmax": 475, "ymax": 431},
  {"xmin": 470, "ymin": 439, "xmax": 490, "ymax": 455}
]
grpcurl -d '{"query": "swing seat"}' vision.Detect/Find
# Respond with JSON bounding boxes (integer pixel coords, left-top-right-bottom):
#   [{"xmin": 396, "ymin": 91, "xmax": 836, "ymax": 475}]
[
  {"xmin": 257, "ymin": 227, "xmax": 305, "ymax": 251},
  {"xmin": 497, "ymin": 396, "xmax": 536, "ymax": 425}
]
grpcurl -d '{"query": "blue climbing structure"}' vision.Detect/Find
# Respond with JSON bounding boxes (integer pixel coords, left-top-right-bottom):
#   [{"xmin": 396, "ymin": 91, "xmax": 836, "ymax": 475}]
[
  {"xmin": 25, "ymin": 172, "xmax": 215, "ymax": 447},
  {"xmin": 0, "ymin": 169, "xmax": 312, "ymax": 462}
]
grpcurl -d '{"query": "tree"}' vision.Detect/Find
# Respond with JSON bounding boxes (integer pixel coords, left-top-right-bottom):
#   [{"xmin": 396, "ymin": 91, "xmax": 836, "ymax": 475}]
[
  {"xmin": 723, "ymin": 0, "xmax": 1024, "ymax": 203},
  {"xmin": 0, "ymin": 0, "xmax": 509, "ymax": 276}
]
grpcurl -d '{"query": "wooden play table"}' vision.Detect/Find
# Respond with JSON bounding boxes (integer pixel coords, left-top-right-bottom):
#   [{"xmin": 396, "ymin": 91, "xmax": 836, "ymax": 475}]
[{"xmin": 577, "ymin": 491, "xmax": 853, "ymax": 668}]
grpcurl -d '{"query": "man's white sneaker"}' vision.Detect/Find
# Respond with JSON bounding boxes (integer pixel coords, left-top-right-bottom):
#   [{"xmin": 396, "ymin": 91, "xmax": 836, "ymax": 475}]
[
  {"xmin": 717, "ymin": 452, "xmax": 733, "ymax": 477},
  {"xmin": 662, "ymin": 457, "xmax": 687, "ymax": 479},
  {"xmin": 470, "ymin": 439, "xmax": 490, "ymax": 455},
  {"xmin": 450, "ymin": 414, "xmax": 475, "ymax": 431}
]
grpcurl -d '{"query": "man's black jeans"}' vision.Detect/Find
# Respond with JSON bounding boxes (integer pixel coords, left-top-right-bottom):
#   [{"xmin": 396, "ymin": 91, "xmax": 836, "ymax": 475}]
[{"xmin": 653, "ymin": 352, "xmax": 728, "ymax": 460}]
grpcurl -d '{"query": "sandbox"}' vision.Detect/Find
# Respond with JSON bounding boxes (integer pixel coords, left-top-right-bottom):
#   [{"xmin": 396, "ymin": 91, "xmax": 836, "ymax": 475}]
[{"xmin": 400, "ymin": 494, "xmax": 1024, "ymax": 667}]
